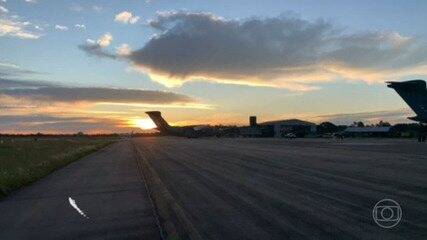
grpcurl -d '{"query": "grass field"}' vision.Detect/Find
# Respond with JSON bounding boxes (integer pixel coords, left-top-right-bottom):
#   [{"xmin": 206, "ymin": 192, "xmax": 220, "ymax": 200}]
[{"xmin": 0, "ymin": 137, "xmax": 116, "ymax": 197}]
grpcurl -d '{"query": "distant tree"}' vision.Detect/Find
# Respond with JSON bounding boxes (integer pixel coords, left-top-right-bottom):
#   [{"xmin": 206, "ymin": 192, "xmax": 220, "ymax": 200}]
[
  {"xmin": 319, "ymin": 122, "xmax": 339, "ymax": 133},
  {"xmin": 351, "ymin": 121, "xmax": 365, "ymax": 127},
  {"xmin": 376, "ymin": 121, "xmax": 391, "ymax": 127}
]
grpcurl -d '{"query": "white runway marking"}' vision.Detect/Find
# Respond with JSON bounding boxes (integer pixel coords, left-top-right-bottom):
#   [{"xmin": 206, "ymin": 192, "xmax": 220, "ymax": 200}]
[{"xmin": 68, "ymin": 197, "xmax": 89, "ymax": 219}]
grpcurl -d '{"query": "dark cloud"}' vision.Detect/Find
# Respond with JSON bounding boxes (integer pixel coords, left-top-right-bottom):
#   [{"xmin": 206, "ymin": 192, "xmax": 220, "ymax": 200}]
[
  {"xmin": 314, "ymin": 109, "xmax": 413, "ymax": 125},
  {"xmin": 129, "ymin": 12, "xmax": 334, "ymax": 85},
  {"xmin": 0, "ymin": 76, "xmax": 201, "ymax": 133},
  {"xmin": 78, "ymin": 42, "xmax": 117, "ymax": 59},
  {"xmin": 0, "ymin": 114, "xmax": 128, "ymax": 134},
  {"xmin": 0, "ymin": 115, "xmax": 86, "ymax": 124},
  {"xmin": 323, "ymin": 32, "xmax": 427, "ymax": 70},
  {"xmin": 0, "ymin": 86, "xmax": 194, "ymax": 104},
  {"xmin": 24, "ymin": 120, "xmax": 123, "ymax": 133},
  {"xmin": 89, "ymin": 11, "xmax": 426, "ymax": 90},
  {"xmin": 0, "ymin": 78, "xmax": 54, "ymax": 89}
]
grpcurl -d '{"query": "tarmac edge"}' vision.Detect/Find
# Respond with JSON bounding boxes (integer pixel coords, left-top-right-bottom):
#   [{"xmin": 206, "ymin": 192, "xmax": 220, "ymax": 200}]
[{"xmin": 132, "ymin": 139, "xmax": 203, "ymax": 240}]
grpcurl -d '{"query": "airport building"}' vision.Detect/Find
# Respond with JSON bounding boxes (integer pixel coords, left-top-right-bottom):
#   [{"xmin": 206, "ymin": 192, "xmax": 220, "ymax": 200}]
[
  {"xmin": 260, "ymin": 119, "xmax": 317, "ymax": 137},
  {"xmin": 238, "ymin": 116, "xmax": 264, "ymax": 137},
  {"xmin": 344, "ymin": 126, "xmax": 391, "ymax": 137},
  {"xmin": 239, "ymin": 116, "xmax": 317, "ymax": 137}
]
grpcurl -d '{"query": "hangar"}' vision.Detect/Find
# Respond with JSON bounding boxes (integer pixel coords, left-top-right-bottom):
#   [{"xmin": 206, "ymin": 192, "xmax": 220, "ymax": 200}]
[
  {"xmin": 239, "ymin": 116, "xmax": 317, "ymax": 137},
  {"xmin": 260, "ymin": 119, "xmax": 317, "ymax": 137}
]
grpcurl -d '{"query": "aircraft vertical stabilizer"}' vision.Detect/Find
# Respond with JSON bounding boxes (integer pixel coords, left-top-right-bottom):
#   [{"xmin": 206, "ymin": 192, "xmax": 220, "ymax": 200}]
[
  {"xmin": 387, "ymin": 80, "xmax": 427, "ymax": 122},
  {"xmin": 145, "ymin": 111, "xmax": 170, "ymax": 131}
]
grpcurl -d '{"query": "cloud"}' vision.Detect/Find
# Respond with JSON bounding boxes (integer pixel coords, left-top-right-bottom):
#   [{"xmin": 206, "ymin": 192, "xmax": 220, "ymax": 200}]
[
  {"xmin": 97, "ymin": 32, "xmax": 112, "ymax": 47},
  {"xmin": 0, "ymin": 78, "xmax": 209, "ymax": 133},
  {"xmin": 79, "ymin": 40, "xmax": 117, "ymax": 59},
  {"xmin": 69, "ymin": 3, "xmax": 83, "ymax": 12},
  {"xmin": 116, "ymin": 44, "xmax": 131, "ymax": 56},
  {"xmin": 54, "ymin": 24, "xmax": 68, "ymax": 31},
  {"xmin": 0, "ymin": 16, "xmax": 41, "ymax": 39},
  {"xmin": 0, "ymin": 86, "xmax": 195, "ymax": 105},
  {"xmin": 92, "ymin": 5, "xmax": 102, "ymax": 12},
  {"xmin": 310, "ymin": 109, "xmax": 414, "ymax": 125},
  {"xmin": 0, "ymin": 61, "xmax": 43, "ymax": 76},
  {"xmin": 0, "ymin": 62, "xmax": 19, "ymax": 69},
  {"xmin": 0, "ymin": 115, "xmax": 84, "ymax": 124},
  {"xmin": 118, "ymin": 11, "xmax": 427, "ymax": 90},
  {"xmin": 0, "ymin": 114, "xmax": 127, "ymax": 134},
  {"xmin": 75, "ymin": 24, "xmax": 86, "ymax": 29},
  {"xmin": 115, "ymin": 11, "xmax": 140, "ymax": 24},
  {"xmin": 34, "ymin": 25, "xmax": 44, "ymax": 30},
  {"xmin": 25, "ymin": 0, "xmax": 37, "ymax": 3},
  {"xmin": 0, "ymin": 77, "xmax": 196, "ymax": 106},
  {"xmin": 0, "ymin": 6, "xmax": 8, "ymax": 14},
  {"xmin": 0, "ymin": 78, "xmax": 52, "ymax": 89},
  {"xmin": 78, "ymin": 33, "xmax": 115, "ymax": 59}
]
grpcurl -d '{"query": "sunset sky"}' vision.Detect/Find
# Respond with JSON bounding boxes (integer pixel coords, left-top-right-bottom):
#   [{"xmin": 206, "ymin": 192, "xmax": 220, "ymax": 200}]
[{"xmin": 1, "ymin": 0, "xmax": 427, "ymax": 133}]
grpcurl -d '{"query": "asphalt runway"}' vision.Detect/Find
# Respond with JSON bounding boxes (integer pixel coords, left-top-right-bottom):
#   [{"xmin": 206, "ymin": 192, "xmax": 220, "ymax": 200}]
[
  {"xmin": 1, "ymin": 137, "xmax": 426, "ymax": 240},
  {"xmin": 0, "ymin": 140, "xmax": 161, "ymax": 240},
  {"xmin": 133, "ymin": 137, "xmax": 427, "ymax": 240}
]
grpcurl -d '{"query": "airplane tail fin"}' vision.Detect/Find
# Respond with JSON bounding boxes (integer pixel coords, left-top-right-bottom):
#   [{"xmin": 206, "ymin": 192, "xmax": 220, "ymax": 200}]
[
  {"xmin": 145, "ymin": 111, "xmax": 170, "ymax": 131},
  {"xmin": 387, "ymin": 80, "xmax": 427, "ymax": 121}
]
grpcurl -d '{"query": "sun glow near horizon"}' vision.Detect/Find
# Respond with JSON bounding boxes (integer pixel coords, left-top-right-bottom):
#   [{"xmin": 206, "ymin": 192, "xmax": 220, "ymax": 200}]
[{"xmin": 131, "ymin": 118, "xmax": 157, "ymax": 130}]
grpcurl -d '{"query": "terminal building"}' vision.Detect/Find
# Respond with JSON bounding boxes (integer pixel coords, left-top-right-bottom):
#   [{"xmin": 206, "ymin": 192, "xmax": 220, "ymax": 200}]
[{"xmin": 239, "ymin": 116, "xmax": 317, "ymax": 138}]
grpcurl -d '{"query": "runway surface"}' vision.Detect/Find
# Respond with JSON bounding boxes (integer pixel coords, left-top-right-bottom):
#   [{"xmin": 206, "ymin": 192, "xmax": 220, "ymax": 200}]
[
  {"xmin": 0, "ymin": 140, "xmax": 160, "ymax": 240},
  {"xmin": 133, "ymin": 137, "xmax": 427, "ymax": 240},
  {"xmin": 1, "ymin": 137, "xmax": 426, "ymax": 240}
]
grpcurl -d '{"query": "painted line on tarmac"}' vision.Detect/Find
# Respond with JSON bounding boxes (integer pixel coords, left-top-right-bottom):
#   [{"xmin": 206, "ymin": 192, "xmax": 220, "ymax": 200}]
[{"xmin": 68, "ymin": 197, "xmax": 89, "ymax": 219}]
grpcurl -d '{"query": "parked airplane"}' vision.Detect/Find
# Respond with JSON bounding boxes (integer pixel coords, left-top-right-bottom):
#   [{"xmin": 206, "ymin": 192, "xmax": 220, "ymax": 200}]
[
  {"xmin": 387, "ymin": 80, "xmax": 427, "ymax": 123},
  {"xmin": 145, "ymin": 111, "xmax": 218, "ymax": 138}
]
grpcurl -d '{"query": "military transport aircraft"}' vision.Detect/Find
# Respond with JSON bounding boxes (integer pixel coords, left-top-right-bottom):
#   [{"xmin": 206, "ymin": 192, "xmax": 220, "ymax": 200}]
[
  {"xmin": 145, "ymin": 111, "xmax": 218, "ymax": 138},
  {"xmin": 387, "ymin": 80, "xmax": 427, "ymax": 123}
]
